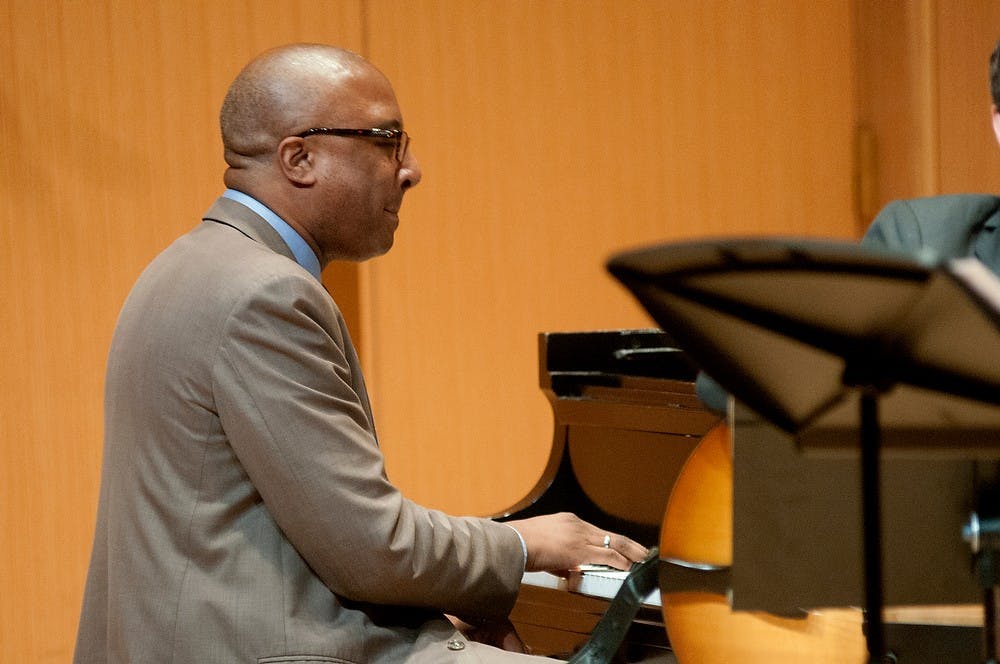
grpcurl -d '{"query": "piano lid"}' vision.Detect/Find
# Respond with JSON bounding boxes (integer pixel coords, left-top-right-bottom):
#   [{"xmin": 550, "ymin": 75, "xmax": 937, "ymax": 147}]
[
  {"xmin": 496, "ymin": 329, "xmax": 719, "ymax": 547},
  {"xmin": 541, "ymin": 329, "xmax": 701, "ymax": 397}
]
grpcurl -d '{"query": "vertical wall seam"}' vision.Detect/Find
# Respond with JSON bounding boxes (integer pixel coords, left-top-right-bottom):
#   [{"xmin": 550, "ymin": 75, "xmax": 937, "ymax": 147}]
[{"xmin": 915, "ymin": 0, "xmax": 940, "ymax": 195}]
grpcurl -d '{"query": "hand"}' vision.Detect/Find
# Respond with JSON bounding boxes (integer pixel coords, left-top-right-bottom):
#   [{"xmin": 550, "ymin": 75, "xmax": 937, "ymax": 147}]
[{"xmin": 506, "ymin": 512, "xmax": 648, "ymax": 573}]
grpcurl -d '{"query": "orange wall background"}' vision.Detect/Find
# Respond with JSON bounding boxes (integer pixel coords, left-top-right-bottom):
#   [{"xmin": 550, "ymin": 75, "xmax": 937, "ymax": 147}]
[
  {"xmin": 0, "ymin": 2, "xmax": 366, "ymax": 659},
  {"xmin": 365, "ymin": 0, "xmax": 856, "ymax": 518},
  {"xmin": 3, "ymin": 1, "xmax": 1000, "ymax": 661}
]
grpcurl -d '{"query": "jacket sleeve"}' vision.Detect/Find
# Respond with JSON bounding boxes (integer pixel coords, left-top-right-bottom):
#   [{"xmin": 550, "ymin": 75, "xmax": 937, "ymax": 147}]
[
  {"xmin": 210, "ymin": 269, "xmax": 524, "ymax": 619},
  {"xmin": 862, "ymin": 199, "xmax": 924, "ymax": 251}
]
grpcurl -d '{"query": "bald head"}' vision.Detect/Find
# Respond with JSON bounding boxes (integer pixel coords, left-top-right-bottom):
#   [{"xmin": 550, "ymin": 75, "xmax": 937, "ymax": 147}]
[
  {"xmin": 215, "ymin": 44, "xmax": 420, "ymax": 266},
  {"xmin": 220, "ymin": 44, "xmax": 384, "ymax": 165}
]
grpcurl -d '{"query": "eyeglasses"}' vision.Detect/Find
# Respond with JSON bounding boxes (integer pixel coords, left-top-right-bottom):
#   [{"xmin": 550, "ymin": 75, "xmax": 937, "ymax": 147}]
[{"xmin": 295, "ymin": 127, "xmax": 410, "ymax": 163}]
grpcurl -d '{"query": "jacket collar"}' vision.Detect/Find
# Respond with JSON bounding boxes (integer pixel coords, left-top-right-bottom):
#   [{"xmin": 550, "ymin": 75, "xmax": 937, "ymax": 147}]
[{"xmin": 202, "ymin": 196, "xmax": 298, "ymax": 264}]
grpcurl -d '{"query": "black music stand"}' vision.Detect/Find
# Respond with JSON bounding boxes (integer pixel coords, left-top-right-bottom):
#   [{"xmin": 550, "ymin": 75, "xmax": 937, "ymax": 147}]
[{"xmin": 606, "ymin": 238, "xmax": 1000, "ymax": 664}]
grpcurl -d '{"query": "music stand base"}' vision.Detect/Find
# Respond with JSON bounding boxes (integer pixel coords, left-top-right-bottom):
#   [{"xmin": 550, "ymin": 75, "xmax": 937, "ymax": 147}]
[{"xmin": 882, "ymin": 623, "xmax": 983, "ymax": 663}]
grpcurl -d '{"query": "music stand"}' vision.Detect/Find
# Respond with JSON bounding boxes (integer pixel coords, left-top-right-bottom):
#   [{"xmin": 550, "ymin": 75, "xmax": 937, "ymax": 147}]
[{"xmin": 606, "ymin": 238, "xmax": 1000, "ymax": 663}]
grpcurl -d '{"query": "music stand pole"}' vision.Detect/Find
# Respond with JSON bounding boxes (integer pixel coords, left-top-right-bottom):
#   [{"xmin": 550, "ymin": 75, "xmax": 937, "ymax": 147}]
[{"xmin": 859, "ymin": 388, "xmax": 887, "ymax": 663}]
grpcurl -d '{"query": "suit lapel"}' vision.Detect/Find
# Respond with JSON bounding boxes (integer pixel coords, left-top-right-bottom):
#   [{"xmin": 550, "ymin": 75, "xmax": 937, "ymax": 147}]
[{"xmin": 973, "ymin": 208, "xmax": 1000, "ymax": 275}]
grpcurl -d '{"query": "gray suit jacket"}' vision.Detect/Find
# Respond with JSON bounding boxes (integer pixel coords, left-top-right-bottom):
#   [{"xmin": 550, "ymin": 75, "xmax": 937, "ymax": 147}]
[
  {"xmin": 862, "ymin": 193, "xmax": 1000, "ymax": 271},
  {"xmin": 74, "ymin": 198, "xmax": 541, "ymax": 663}
]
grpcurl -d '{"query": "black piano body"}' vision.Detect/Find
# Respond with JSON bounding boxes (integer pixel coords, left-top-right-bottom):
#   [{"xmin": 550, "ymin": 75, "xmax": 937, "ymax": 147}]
[{"xmin": 496, "ymin": 329, "xmax": 719, "ymax": 660}]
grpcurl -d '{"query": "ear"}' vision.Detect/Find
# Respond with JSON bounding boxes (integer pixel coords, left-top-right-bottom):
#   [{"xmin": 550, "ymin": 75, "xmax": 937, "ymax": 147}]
[
  {"xmin": 992, "ymin": 105, "xmax": 1000, "ymax": 149},
  {"xmin": 276, "ymin": 136, "xmax": 318, "ymax": 186}
]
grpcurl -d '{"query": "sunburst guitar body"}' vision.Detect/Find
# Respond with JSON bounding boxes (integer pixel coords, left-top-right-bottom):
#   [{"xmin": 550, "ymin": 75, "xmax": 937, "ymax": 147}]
[{"xmin": 659, "ymin": 422, "xmax": 869, "ymax": 663}]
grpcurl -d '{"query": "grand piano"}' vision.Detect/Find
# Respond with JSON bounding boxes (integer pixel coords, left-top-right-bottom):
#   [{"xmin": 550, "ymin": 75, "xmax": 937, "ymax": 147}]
[
  {"xmin": 496, "ymin": 329, "xmax": 720, "ymax": 660},
  {"xmin": 504, "ymin": 330, "xmax": 990, "ymax": 664}
]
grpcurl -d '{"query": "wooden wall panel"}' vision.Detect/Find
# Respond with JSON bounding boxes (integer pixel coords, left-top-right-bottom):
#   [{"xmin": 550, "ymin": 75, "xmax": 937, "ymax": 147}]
[
  {"xmin": 364, "ymin": 0, "xmax": 857, "ymax": 517},
  {"xmin": 936, "ymin": 1, "xmax": 1000, "ymax": 194},
  {"xmin": 25, "ymin": 1, "xmax": 1000, "ymax": 660},
  {"xmin": 0, "ymin": 2, "xmax": 364, "ymax": 660},
  {"xmin": 854, "ymin": 1, "xmax": 938, "ymax": 217},
  {"xmin": 855, "ymin": 0, "xmax": 1000, "ymax": 211}
]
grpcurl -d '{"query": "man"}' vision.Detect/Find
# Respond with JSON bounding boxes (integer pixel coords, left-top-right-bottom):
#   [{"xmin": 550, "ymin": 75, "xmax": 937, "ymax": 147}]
[
  {"xmin": 74, "ymin": 44, "xmax": 646, "ymax": 663},
  {"xmin": 862, "ymin": 38, "xmax": 1000, "ymax": 271}
]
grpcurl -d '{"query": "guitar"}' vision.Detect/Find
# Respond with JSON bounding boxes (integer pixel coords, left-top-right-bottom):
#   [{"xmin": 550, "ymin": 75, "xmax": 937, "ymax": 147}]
[
  {"xmin": 659, "ymin": 422, "xmax": 984, "ymax": 661},
  {"xmin": 659, "ymin": 422, "xmax": 869, "ymax": 663}
]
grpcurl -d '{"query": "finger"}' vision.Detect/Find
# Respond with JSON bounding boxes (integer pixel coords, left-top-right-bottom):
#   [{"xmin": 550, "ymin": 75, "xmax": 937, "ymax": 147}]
[
  {"xmin": 616, "ymin": 535, "xmax": 651, "ymax": 562},
  {"xmin": 588, "ymin": 548, "xmax": 633, "ymax": 571},
  {"xmin": 590, "ymin": 532, "xmax": 649, "ymax": 568}
]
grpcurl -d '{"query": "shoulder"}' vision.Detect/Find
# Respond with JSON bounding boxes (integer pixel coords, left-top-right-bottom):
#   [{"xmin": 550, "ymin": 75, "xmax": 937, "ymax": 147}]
[
  {"xmin": 875, "ymin": 194, "xmax": 1000, "ymax": 223},
  {"xmin": 133, "ymin": 221, "xmax": 340, "ymax": 341},
  {"xmin": 150, "ymin": 221, "xmax": 317, "ymax": 297},
  {"xmin": 863, "ymin": 194, "xmax": 1000, "ymax": 258}
]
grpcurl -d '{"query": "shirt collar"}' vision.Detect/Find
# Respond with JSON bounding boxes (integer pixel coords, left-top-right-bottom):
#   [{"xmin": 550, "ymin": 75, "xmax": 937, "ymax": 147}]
[{"xmin": 222, "ymin": 189, "xmax": 322, "ymax": 281}]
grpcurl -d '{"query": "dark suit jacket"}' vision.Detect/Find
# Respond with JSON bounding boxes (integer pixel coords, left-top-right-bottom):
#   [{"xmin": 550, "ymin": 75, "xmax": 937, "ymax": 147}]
[
  {"xmin": 74, "ymin": 197, "xmax": 545, "ymax": 663},
  {"xmin": 863, "ymin": 193, "xmax": 1000, "ymax": 271}
]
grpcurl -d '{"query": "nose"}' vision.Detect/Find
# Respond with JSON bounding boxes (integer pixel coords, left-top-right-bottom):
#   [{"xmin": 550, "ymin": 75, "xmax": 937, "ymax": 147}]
[{"xmin": 398, "ymin": 149, "xmax": 422, "ymax": 190}]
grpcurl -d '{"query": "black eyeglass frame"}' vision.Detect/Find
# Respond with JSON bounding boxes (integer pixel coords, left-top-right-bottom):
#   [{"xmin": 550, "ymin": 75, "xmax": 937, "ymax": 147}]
[{"xmin": 295, "ymin": 127, "xmax": 410, "ymax": 163}]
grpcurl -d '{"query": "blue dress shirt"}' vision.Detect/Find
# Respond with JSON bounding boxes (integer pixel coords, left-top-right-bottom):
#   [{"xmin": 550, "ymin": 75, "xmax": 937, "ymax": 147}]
[{"xmin": 222, "ymin": 189, "xmax": 322, "ymax": 281}]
